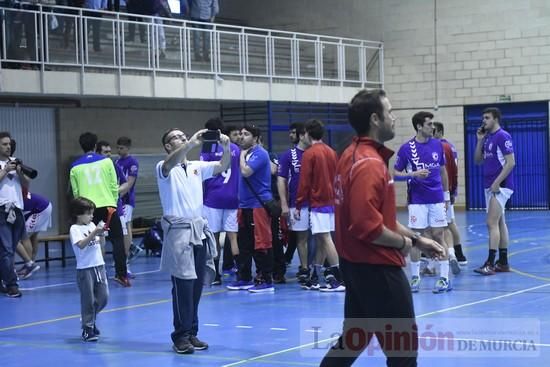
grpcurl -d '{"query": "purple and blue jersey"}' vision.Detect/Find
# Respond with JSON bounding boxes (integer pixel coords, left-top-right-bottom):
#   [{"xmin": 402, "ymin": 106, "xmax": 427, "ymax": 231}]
[
  {"xmin": 278, "ymin": 146, "xmax": 306, "ymax": 208},
  {"xmin": 115, "ymin": 155, "xmax": 139, "ymax": 207},
  {"xmin": 482, "ymin": 128, "xmax": 515, "ymax": 190},
  {"xmin": 200, "ymin": 143, "xmax": 240, "ymax": 209}
]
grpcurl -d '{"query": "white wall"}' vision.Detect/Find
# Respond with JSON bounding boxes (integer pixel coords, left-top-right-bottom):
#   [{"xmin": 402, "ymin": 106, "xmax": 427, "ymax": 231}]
[{"xmin": 220, "ymin": 0, "xmax": 550, "ymax": 206}]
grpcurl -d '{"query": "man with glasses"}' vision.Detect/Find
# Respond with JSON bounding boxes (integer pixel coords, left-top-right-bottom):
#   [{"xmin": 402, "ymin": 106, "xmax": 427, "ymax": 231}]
[{"xmin": 157, "ymin": 128, "xmax": 230, "ymax": 354}]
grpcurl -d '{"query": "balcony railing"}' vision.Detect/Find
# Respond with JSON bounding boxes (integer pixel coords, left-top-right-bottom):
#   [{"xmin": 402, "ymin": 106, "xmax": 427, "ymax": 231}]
[{"xmin": 0, "ymin": 3, "xmax": 383, "ymax": 90}]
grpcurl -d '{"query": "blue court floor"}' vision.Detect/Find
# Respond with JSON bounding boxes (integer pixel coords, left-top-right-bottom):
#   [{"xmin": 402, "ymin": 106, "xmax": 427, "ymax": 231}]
[{"xmin": 1, "ymin": 210, "xmax": 550, "ymax": 366}]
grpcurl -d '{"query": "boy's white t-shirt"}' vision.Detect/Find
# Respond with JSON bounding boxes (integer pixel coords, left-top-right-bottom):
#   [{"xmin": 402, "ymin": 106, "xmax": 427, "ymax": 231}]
[{"xmin": 69, "ymin": 223, "xmax": 105, "ymax": 269}]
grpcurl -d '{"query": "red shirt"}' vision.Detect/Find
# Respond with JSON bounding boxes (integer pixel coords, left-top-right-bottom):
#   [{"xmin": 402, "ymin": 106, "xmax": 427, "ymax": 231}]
[
  {"xmin": 441, "ymin": 141, "xmax": 458, "ymax": 197},
  {"xmin": 295, "ymin": 142, "xmax": 337, "ymax": 210},
  {"xmin": 335, "ymin": 137, "xmax": 405, "ymax": 267}
]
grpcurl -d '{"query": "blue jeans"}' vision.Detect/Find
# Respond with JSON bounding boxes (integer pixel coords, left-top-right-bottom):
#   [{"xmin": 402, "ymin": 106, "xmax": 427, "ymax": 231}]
[
  {"xmin": 170, "ymin": 241, "xmax": 206, "ymax": 344},
  {"xmin": 0, "ymin": 205, "xmax": 25, "ymax": 288},
  {"xmin": 191, "ymin": 18, "xmax": 212, "ymax": 60}
]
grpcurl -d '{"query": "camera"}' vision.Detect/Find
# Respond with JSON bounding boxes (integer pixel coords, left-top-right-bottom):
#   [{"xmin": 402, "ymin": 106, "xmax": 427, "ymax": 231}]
[
  {"xmin": 202, "ymin": 130, "xmax": 220, "ymax": 142},
  {"xmin": 10, "ymin": 159, "xmax": 38, "ymax": 179}
]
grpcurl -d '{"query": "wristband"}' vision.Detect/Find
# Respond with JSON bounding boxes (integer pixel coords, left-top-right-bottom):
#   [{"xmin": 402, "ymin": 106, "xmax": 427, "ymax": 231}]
[{"xmin": 444, "ymin": 191, "xmax": 451, "ymax": 201}]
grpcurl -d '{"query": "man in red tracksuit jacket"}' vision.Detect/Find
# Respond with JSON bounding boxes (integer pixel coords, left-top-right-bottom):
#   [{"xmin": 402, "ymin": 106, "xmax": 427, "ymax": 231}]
[{"xmin": 320, "ymin": 90, "xmax": 444, "ymax": 367}]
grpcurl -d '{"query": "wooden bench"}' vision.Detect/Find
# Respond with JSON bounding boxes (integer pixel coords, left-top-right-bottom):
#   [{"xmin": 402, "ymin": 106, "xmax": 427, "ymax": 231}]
[{"xmin": 37, "ymin": 227, "xmax": 150, "ymax": 268}]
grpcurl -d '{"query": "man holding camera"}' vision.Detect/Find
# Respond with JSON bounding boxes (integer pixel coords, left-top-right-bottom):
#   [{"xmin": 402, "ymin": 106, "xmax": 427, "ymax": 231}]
[
  {"xmin": 157, "ymin": 128, "xmax": 230, "ymax": 354},
  {"xmin": 0, "ymin": 132, "xmax": 31, "ymax": 298}
]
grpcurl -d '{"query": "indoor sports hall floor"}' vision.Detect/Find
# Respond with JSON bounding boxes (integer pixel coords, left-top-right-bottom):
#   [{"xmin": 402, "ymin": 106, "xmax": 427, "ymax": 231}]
[{"xmin": 1, "ymin": 210, "xmax": 550, "ymax": 366}]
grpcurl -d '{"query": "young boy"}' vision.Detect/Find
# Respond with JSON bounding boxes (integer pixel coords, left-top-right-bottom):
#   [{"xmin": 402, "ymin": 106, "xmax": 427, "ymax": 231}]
[{"xmin": 69, "ymin": 197, "xmax": 109, "ymax": 342}]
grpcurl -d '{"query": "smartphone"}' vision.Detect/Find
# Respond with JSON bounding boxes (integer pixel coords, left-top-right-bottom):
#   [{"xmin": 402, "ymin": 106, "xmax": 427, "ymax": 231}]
[
  {"xmin": 479, "ymin": 123, "xmax": 486, "ymax": 133},
  {"xmin": 202, "ymin": 130, "xmax": 220, "ymax": 142}
]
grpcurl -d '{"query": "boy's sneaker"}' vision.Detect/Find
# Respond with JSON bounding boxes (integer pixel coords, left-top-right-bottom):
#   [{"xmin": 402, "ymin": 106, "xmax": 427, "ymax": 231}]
[
  {"xmin": 301, "ymin": 277, "xmax": 320, "ymax": 291},
  {"xmin": 296, "ymin": 267, "xmax": 310, "ymax": 284},
  {"xmin": 410, "ymin": 276, "xmax": 421, "ymax": 293},
  {"xmin": 93, "ymin": 325, "xmax": 100, "ymax": 336},
  {"xmin": 189, "ymin": 335, "xmax": 208, "ymax": 350},
  {"xmin": 319, "ymin": 278, "xmax": 345, "ymax": 292},
  {"xmin": 474, "ymin": 262, "xmax": 495, "ymax": 276},
  {"xmin": 173, "ymin": 339, "xmax": 194, "ymax": 354},
  {"xmin": 113, "ymin": 275, "xmax": 131, "ymax": 287},
  {"xmin": 433, "ymin": 277, "xmax": 452, "ymax": 293},
  {"xmin": 248, "ymin": 282, "xmax": 275, "ymax": 293},
  {"xmin": 494, "ymin": 262, "xmax": 511, "ymax": 272},
  {"xmin": 449, "ymin": 258, "xmax": 461, "ymax": 275},
  {"xmin": 226, "ymin": 280, "xmax": 254, "ymax": 291},
  {"xmin": 82, "ymin": 327, "xmax": 98, "ymax": 342},
  {"xmin": 19, "ymin": 263, "xmax": 41, "ymax": 280}
]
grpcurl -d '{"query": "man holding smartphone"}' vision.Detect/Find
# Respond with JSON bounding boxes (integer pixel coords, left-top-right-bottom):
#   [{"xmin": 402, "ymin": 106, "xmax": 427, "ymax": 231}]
[{"xmin": 474, "ymin": 107, "xmax": 516, "ymax": 275}]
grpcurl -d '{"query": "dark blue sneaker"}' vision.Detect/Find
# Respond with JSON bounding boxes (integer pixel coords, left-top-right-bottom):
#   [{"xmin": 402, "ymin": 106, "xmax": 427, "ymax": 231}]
[
  {"xmin": 82, "ymin": 327, "xmax": 98, "ymax": 342},
  {"xmin": 248, "ymin": 282, "xmax": 275, "ymax": 293},
  {"xmin": 226, "ymin": 280, "xmax": 254, "ymax": 290}
]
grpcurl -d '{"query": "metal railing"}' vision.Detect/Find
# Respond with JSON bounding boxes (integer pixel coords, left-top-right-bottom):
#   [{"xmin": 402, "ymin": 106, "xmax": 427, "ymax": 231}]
[{"xmin": 0, "ymin": 3, "xmax": 383, "ymax": 90}]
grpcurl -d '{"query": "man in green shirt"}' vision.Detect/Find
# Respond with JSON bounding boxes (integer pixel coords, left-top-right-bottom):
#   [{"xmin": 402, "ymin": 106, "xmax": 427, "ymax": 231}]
[{"xmin": 70, "ymin": 132, "xmax": 130, "ymax": 287}]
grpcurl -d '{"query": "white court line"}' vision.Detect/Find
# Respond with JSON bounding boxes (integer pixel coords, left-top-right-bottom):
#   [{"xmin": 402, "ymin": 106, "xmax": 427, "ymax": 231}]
[
  {"xmin": 221, "ymin": 282, "xmax": 550, "ymax": 367},
  {"xmin": 204, "ymin": 323, "xmax": 220, "ymax": 327},
  {"xmin": 20, "ymin": 269, "xmax": 161, "ymax": 291},
  {"xmin": 270, "ymin": 328, "xmax": 288, "ymax": 331},
  {"xmin": 236, "ymin": 325, "xmax": 253, "ymax": 329}
]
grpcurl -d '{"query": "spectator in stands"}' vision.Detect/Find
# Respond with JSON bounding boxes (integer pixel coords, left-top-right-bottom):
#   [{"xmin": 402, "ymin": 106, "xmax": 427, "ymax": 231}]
[
  {"xmin": 0, "ymin": 132, "xmax": 30, "ymax": 297},
  {"xmin": 115, "ymin": 137, "xmax": 140, "ymax": 275},
  {"xmin": 83, "ymin": 0, "xmax": 107, "ymax": 52},
  {"xmin": 156, "ymin": 127, "xmax": 230, "ymax": 354},
  {"xmin": 200, "ymin": 118, "xmax": 240, "ymax": 285},
  {"xmin": 189, "ymin": 0, "xmax": 219, "ymax": 61},
  {"xmin": 227, "ymin": 125, "xmax": 275, "ymax": 293},
  {"xmin": 70, "ymin": 132, "xmax": 130, "ymax": 287},
  {"xmin": 69, "ymin": 196, "xmax": 109, "ymax": 342},
  {"xmin": 125, "ymin": 0, "xmax": 148, "ymax": 43}
]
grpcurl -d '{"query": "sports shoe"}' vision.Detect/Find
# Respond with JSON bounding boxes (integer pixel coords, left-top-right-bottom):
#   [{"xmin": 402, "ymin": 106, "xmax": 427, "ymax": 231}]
[
  {"xmin": 296, "ymin": 267, "xmax": 310, "ymax": 284},
  {"xmin": 474, "ymin": 262, "xmax": 495, "ymax": 276},
  {"xmin": 93, "ymin": 325, "xmax": 100, "ymax": 336},
  {"xmin": 420, "ymin": 267, "xmax": 437, "ymax": 277},
  {"xmin": 248, "ymin": 282, "xmax": 275, "ymax": 293},
  {"xmin": 226, "ymin": 280, "xmax": 254, "ymax": 291},
  {"xmin": 449, "ymin": 258, "xmax": 461, "ymax": 275},
  {"xmin": 19, "ymin": 263, "xmax": 41, "ymax": 280},
  {"xmin": 211, "ymin": 274, "xmax": 222, "ymax": 286},
  {"xmin": 273, "ymin": 274, "xmax": 286, "ymax": 284},
  {"xmin": 82, "ymin": 327, "xmax": 98, "ymax": 342},
  {"xmin": 410, "ymin": 276, "xmax": 421, "ymax": 293},
  {"xmin": 127, "ymin": 270, "xmax": 136, "ymax": 279},
  {"xmin": 113, "ymin": 275, "xmax": 131, "ymax": 287},
  {"xmin": 301, "ymin": 277, "xmax": 320, "ymax": 291},
  {"xmin": 494, "ymin": 262, "xmax": 511, "ymax": 272},
  {"xmin": 189, "ymin": 335, "xmax": 208, "ymax": 350},
  {"xmin": 323, "ymin": 268, "xmax": 336, "ymax": 281},
  {"xmin": 456, "ymin": 253, "xmax": 468, "ymax": 266},
  {"xmin": 319, "ymin": 278, "xmax": 345, "ymax": 292},
  {"xmin": 222, "ymin": 266, "xmax": 238, "ymax": 278},
  {"xmin": 433, "ymin": 277, "xmax": 452, "ymax": 293},
  {"xmin": 173, "ymin": 340, "xmax": 194, "ymax": 354},
  {"xmin": 127, "ymin": 243, "xmax": 144, "ymax": 263},
  {"xmin": 6, "ymin": 286, "xmax": 22, "ymax": 298}
]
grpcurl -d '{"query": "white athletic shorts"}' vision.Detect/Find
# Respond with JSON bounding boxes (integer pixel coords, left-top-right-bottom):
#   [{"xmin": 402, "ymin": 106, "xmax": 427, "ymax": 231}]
[
  {"xmin": 485, "ymin": 188, "xmax": 513, "ymax": 214},
  {"xmin": 290, "ymin": 207, "xmax": 310, "ymax": 231},
  {"xmin": 408, "ymin": 203, "xmax": 447, "ymax": 229},
  {"xmin": 25, "ymin": 203, "xmax": 52, "ymax": 233},
  {"xmin": 446, "ymin": 204, "xmax": 455, "ymax": 224},
  {"xmin": 310, "ymin": 211, "xmax": 335, "ymax": 234},
  {"xmin": 203, "ymin": 205, "xmax": 238, "ymax": 233}
]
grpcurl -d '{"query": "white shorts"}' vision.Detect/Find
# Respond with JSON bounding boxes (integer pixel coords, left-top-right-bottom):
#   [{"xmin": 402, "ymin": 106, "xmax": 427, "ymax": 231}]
[
  {"xmin": 446, "ymin": 204, "xmax": 455, "ymax": 224},
  {"xmin": 290, "ymin": 207, "xmax": 310, "ymax": 231},
  {"xmin": 25, "ymin": 203, "xmax": 52, "ymax": 233},
  {"xmin": 485, "ymin": 188, "xmax": 513, "ymax": 214},
  {"xmin": 408, "ymin": 203, "xmax": 447, "ymax": 229},
  {"xmin": 203, "ymin": 205, "xmax": 238, "ymax": 233},
  {"xmin": 310, "ymin": 211, "xmax": 335, "ymax": 234},
  {"xmin": 120, "ymin": 215, "xmax": 128, "ymax": 236},
  {"xmin": 122, "ymin": 204, "xmax": 134, "ymax": 225}
]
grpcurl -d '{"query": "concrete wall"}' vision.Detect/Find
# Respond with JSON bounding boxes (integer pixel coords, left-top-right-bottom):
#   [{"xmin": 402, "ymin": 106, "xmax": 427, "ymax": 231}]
[{"xmin": 220, "ymin": 0, "xmax": 550, "ymax": 206}]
